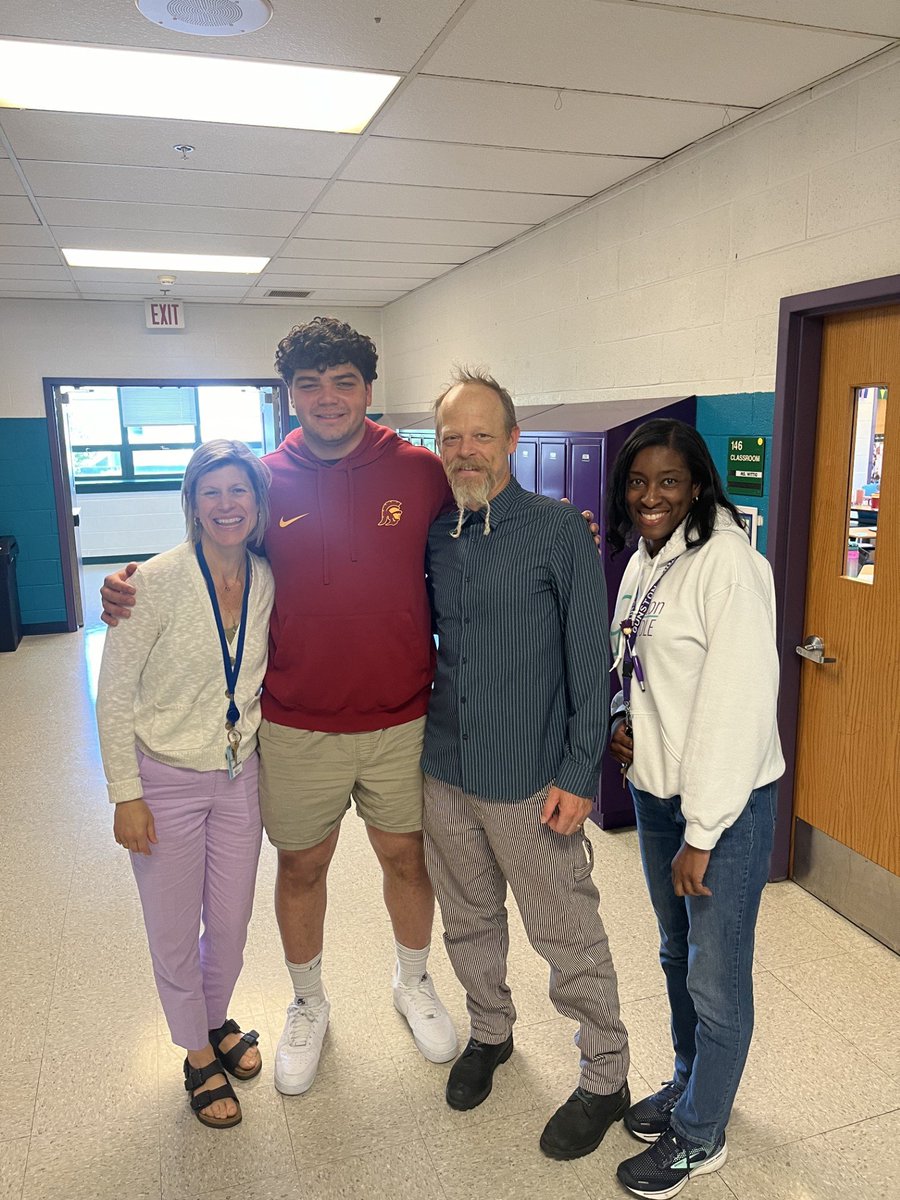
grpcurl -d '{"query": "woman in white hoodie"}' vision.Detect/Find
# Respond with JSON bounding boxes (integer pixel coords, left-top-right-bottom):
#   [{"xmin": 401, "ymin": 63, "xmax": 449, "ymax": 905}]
[{"xmin": 607, "ymin": 419, "xmax": 783, "ymax": 1200}]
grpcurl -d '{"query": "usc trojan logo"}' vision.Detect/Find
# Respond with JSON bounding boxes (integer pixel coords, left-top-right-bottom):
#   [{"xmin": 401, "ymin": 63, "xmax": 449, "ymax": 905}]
[{"xmin": 377, "ymin": 500, "xmax": 403, "ymax": 527}]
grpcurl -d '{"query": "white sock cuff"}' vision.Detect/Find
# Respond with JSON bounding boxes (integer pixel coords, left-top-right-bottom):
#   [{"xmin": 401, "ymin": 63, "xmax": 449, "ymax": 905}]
[
  {"xmin": 286, "ymin": 953, "xmax": 324, "ymax": 1002},
  {"xmin": 395, "ymin": 941, "xmax": 430, "ymax": 985}
]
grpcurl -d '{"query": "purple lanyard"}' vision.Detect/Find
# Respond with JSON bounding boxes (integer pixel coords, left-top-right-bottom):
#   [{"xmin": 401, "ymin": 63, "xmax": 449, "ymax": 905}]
[{"xmin": 620, "ymin": 555, "xmax": 680, "ymax": 708}]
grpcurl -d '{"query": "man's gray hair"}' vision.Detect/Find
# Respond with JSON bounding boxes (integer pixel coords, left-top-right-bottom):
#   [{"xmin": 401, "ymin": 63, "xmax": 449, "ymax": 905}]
[
  {"xmin": 434, "ymin": 367, "xmax": 518, "ymax": 438},
  {"xmin": 182, "ymin": 439, "xmax": 271, "ymax": 551}
]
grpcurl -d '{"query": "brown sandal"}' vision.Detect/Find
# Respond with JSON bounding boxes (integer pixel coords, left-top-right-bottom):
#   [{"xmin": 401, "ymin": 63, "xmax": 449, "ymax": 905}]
[
  {"xmin": 208, "ymin": 1018, "xmax": 262, "ymax": 1080},
  {"xmin": 183, "ymin": 1058, "xmax": 242, "ymax": 1129}
]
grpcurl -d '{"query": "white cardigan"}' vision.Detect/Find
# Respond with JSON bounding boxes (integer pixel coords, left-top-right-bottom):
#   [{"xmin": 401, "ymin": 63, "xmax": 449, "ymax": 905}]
[
  {"xmin": 611, "ymin": 511, "xmax": 784, "ymax": 850},
  {"xmin": 96, "ymin": 540, "xmax": 275, "ymax": 803}
]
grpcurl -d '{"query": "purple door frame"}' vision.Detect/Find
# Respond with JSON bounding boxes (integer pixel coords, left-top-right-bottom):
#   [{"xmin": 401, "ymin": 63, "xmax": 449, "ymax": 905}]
[{"xmin": 768, "ymin": 273, "xmax": 900, "ymax": 879}]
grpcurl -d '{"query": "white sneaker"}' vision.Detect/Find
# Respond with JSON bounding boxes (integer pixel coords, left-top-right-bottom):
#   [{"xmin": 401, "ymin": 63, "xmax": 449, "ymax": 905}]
[
  {"xmin": 274, "ymin": 992, "xmax": 331, "ymax": 1095},
  {"xmin": 392, "ymin": 967, "xmax": 458, "ymax": 1063}
]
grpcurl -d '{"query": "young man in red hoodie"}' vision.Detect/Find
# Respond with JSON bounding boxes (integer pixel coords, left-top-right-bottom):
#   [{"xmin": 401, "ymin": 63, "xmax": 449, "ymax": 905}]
[
  {"xmin": 261, "ymin": 318, "xmax": 457, "ymax": 1093},
  {"xmin": 102, "ymin": 318, "xmax": 458, "ymax": 1095}
]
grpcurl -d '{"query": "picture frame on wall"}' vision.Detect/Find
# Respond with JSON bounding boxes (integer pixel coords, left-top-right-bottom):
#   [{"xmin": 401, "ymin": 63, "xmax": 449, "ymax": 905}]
[{"xmin": 736, "ymin": 504, "xmax": 759, "ymax": 549}]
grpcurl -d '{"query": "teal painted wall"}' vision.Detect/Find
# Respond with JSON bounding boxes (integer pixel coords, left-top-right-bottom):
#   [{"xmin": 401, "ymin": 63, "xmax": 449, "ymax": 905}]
[
  {"xmin": 0, "ymin": 418, "xmax": 66, "ymax": 625},
  {"xmin": 696, "ymin": 393, "xmax": 775, "ymax": 556}
]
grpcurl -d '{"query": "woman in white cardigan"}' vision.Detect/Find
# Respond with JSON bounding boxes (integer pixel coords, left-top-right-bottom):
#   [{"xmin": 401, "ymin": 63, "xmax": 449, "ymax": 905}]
[
  {"xmin": 96, "ymin": 440, "xmax": 275, "ymax": 1129},
  {"xmin": 606, "ymin": 419, "xmax": 783, "ymax": 1199}
]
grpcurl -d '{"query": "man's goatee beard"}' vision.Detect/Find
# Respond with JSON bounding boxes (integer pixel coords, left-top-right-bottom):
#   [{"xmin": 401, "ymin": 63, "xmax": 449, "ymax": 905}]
[{"xmin": 449, "ymin": 467, "xmax": 496, "ymax": 539}]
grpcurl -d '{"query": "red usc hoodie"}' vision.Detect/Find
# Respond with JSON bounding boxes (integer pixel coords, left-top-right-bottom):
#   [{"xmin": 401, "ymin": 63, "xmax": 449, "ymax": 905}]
[{"xmin": 262, "ymin": 419, "xmax": 452, "ymax": 733}]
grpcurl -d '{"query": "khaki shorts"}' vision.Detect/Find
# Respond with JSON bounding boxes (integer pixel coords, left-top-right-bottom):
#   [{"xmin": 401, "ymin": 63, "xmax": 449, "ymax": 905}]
[{"xmin": 258, "ymin": 716, "xmax": 426, "ymax": 850}]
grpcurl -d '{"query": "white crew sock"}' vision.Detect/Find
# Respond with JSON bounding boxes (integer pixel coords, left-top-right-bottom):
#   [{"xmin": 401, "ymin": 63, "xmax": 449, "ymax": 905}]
[
  {"xmin": 395, "ymin": 940, "xmax": 430, "ymax": 987},
  {"xmin": 286, "ymin": 953, "xmax": 325, "ymax": 1005}
]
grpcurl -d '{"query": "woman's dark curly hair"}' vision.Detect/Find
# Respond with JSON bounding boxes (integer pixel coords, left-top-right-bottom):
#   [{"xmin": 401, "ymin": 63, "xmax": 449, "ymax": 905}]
[
  {"xmin": 606, "ymin": 418, "xmax": 744, "ymax": 556},
  {"xmin": 274, "ymin": 316, "xmax": 378, "ymax": 385}
]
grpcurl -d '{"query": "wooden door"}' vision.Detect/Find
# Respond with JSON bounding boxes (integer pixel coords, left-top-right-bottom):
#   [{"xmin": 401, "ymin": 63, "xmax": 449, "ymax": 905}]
[{"xmin": 793, "ymin": 305, "xmax": 900, "ymax": 876}]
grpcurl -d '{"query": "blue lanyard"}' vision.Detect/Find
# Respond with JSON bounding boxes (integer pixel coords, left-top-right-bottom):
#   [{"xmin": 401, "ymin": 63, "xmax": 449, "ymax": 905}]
[
  {"xmin": 620, "ymin": 554, "xmax": 679, "ymax": 707},
  {"xmin": 195, "ymin": 543, "xmax": 251, "ymax": 729}
]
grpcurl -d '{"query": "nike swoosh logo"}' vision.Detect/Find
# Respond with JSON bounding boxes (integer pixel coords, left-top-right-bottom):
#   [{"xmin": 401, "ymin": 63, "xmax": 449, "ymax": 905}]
[{"xmin": 279, "ymin": 513, "xmax": 309, "ymax": 527}]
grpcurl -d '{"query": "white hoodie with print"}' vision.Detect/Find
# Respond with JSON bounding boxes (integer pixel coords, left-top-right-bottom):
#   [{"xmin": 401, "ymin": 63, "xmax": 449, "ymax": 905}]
[{"xmin": 611, "ymin": 508, "xmax": 784, "ymax": 850}]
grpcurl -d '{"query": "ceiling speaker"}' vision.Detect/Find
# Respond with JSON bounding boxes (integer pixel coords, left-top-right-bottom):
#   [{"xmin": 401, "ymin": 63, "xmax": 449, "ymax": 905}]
[{"xmin": 136, "ymin": 0, "xmax": 274, "ymax": 37}]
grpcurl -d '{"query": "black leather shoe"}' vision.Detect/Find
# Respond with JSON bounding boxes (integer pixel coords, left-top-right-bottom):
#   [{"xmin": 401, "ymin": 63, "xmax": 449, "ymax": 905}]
[
  {"xmin": 445, "ymin": 1035, "xmax": 514, "ymax": 1111},
  {"xmin": 539, "ymin": 1083, "xmax": 631, "ymax": 1160}
]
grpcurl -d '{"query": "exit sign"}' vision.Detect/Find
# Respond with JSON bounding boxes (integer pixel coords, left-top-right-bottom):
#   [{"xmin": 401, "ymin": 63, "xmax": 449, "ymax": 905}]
[{"xmin": 144, "ymin": 299, "xmax": 186, "ymax": 329}]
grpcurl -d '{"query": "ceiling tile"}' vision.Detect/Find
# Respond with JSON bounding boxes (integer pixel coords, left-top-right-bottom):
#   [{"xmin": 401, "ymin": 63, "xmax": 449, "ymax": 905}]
[
  {"xmin": 0, "ymin": 246, "xmax": 64, "ymax": 265},
  {"xmin": 298, "ymin": 212, "xmax": 531, "ymax": 246},
  {"xmin": 248, "ymin": 288, "xmax": 406, "ymax": 304},
  {"xmin": 265, "ymin": 259, "xmax": 449, "ymax": 279},
  {"xmin": 69, "ymin": 268, "xmax": 261, "ymax": 286},
  {"xmin": 0, "ymin": 224, "xmax": 53, "ymax": 247},
  {"xmin": 0, "ymin": 279, "xmax": 76, "ymax": 293},
  {"xmin": 426, "ymin": 0, "xmax": 890, "ymax": 106},
  {"xmin": 342, "ymin": 137, "xmax": 652, "ymax": 196},
  {"xmin": 259, "ymin": 273, "xmax": 432, "ymax": 291},
  {"xmin": 73, "ymin": 281, "xmax": 250, "ymax": 296},
  {"xmin": 0, "ymin": 161, "xmax": 26, "ymax": 196},
  {"xmin": 0, "ymin": 111, "xmax": 354, "ymax": 177},
  {"xmin": 0, "ymin": 0, "xmax": 462, "ymax": 71},
  {"xmin": 659, "ymin": 1, "xmax": 900, "ymax": 36},
  {"xmin": 319, "ymin": 179, "xmax": 581, "ymax": 224},
  {"xmin": 281, "ymin": 239, "xmax": 483, "ymax": 263},
  {"xmin": 40, "ymin": 198, "xmax": 300, "ymax": 237},
  {"xmin": 376, "ymin": 77, "xmax": 755, "ymax": 156},
  {"xmin": 0, "ymin": 196, "xmax": 38, "ymax": 224},
  {"xmin": 22, "ymin": 162, "xmax": 328, "ymax": 212},
  {"xmin": 0, "ymin": 263, "xmax": 71, "ymax": 280},
  {"xmin": 77, "ymin": 292, "xmax": 243, "ymax": 304}
]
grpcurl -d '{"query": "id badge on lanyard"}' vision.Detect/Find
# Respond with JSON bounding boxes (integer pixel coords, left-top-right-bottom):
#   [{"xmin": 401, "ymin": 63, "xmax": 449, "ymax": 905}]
[
  {"xmin": 196, "ymin": 544, "xmax": 251, "ymax": 781},
  {"xmin": 620, "ymin": 554, "xmax": 680, "ymax": 717}
]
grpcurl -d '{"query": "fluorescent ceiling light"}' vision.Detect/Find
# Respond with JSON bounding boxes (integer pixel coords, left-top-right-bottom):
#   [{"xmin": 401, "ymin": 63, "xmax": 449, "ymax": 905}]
[
  {"xmin": 63, "ymin": 249, "xmax": 269, "ymax": 273},
  {"xmin": 0, "ymin": 39, "xmax": 400, "ymax": 133}
]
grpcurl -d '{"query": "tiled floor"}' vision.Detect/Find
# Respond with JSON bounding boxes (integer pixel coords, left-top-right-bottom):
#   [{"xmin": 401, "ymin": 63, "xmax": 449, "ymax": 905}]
[{"xmin": 1, "ymin": 565, "xmax": 898, "ymax": 1199}]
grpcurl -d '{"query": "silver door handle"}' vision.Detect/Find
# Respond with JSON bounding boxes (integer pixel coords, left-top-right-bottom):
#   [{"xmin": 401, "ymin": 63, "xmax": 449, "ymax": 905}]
[{"xmin": 795, "ymin": 635, "xmax": 836, "ymax": 665}]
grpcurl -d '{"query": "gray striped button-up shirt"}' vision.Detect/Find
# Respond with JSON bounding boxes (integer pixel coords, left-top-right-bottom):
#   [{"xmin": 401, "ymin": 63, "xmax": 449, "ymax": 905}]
[{"xmin": 422, "ymin": 476, "xmax": 609, "ymax": 802}]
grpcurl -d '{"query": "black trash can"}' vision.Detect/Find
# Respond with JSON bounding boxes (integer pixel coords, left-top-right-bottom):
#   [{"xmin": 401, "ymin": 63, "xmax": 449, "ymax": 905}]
[{"xmin": 0, "ymin": 536, "xmax": 23, "ymax": 652}]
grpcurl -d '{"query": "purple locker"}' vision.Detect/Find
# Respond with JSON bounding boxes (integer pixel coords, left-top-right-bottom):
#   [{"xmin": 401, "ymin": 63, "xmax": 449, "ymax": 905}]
[
  {"xmin": 568, "ymin": 442, "xmax": 603, "ymax": 518},
  {"xmin": 539, "ymin": 441, "xmax": 567, "ymax": 499},
  {"xmin": 513, "ymin": 440, "xmax": 538, "ymax": 492}
]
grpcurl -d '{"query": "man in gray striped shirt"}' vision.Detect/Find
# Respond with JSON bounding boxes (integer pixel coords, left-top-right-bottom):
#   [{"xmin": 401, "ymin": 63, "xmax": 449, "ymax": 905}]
[{"xmin": 421, "ymin": 369, "xmax": 630, "ymax": 1161}]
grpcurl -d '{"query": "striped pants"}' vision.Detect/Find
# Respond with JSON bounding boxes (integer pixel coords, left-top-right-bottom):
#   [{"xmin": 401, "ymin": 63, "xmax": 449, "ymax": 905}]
[{"xmin": 423, "ymin": 775, "xmax": 629, "ymax": 1094}]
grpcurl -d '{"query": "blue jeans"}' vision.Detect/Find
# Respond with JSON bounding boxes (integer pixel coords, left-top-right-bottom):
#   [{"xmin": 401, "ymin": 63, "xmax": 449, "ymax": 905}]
[{"xmin": 630, "ymin": 782, "xmax": 776, "ymax": 1150}]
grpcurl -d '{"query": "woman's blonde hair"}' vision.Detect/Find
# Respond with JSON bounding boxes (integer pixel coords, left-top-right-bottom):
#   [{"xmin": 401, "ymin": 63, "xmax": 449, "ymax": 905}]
[{"xmin": 181, "ymin": 440, "xmax": 271, "ymax": 551}]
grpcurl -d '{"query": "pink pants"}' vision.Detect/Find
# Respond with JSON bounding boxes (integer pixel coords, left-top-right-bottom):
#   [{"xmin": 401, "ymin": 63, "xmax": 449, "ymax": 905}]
[{"xmin": 131, "ymin": 751, "xmax": 262, "ymax": 1050}]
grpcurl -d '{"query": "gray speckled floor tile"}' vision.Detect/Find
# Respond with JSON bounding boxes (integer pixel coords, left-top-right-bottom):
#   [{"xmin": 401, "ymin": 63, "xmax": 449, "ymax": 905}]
[
  {"xmin": 291, "ymin": 1142, "xmax": 444, "ymax": 1200},
  {"xmin": 0, "ymin": 1138, "xmax": 28, "ymax": 1200},
  {"xmin": 158, "ymin": 1054, "xmax": 294, "ymax": 1200},
  {"xmin": 771, "ymin": 952, "xmax": 900, "ymax": 1078},
  {"xmin": 722, "ymin": 1108, "xmax": 900, "ymax": 1199},
  {"xmin": 32, "ymin": 1034, "xmax": 158, "ymax": 1138},
  {"xmin": 282, "ymin": 1057, "xmax": 418, "ymax": 1168},
  {"xmin": 424, "ymin": 1107, "xmax": 591, "ymax": 1200},
  {"xmin": 393, "ymin": 1038, "xmax": 539, "ymax": 1140},
  {"xmin": 0, "ymin": 1060, "xmax": 40, "ymax": 1144},
  {"xmin": 22, "ymin": 1121, "xmax": 161, "ymax": 1200}
]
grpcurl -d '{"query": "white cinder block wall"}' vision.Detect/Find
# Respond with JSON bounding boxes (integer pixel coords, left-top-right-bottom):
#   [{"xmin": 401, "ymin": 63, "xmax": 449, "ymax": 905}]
[
  {"xmin": 78, "ymin": 492, "xmax": 185, "ymax": 559},
  {"xmin": 380, "ymin": 47, "xmax": 900, "ymax": 409}
]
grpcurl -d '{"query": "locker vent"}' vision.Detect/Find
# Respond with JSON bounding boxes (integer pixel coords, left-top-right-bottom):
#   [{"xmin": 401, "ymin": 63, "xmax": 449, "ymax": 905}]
[{"xmin": 266, "ymin": 289, "xmax": 313, "ymax": 299}]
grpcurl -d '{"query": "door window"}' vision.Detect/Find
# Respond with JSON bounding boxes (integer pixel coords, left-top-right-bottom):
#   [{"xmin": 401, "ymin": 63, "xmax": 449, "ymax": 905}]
[{"xmin": 844, "ymin": 385, "xmax": 885, "ymax": 583}]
